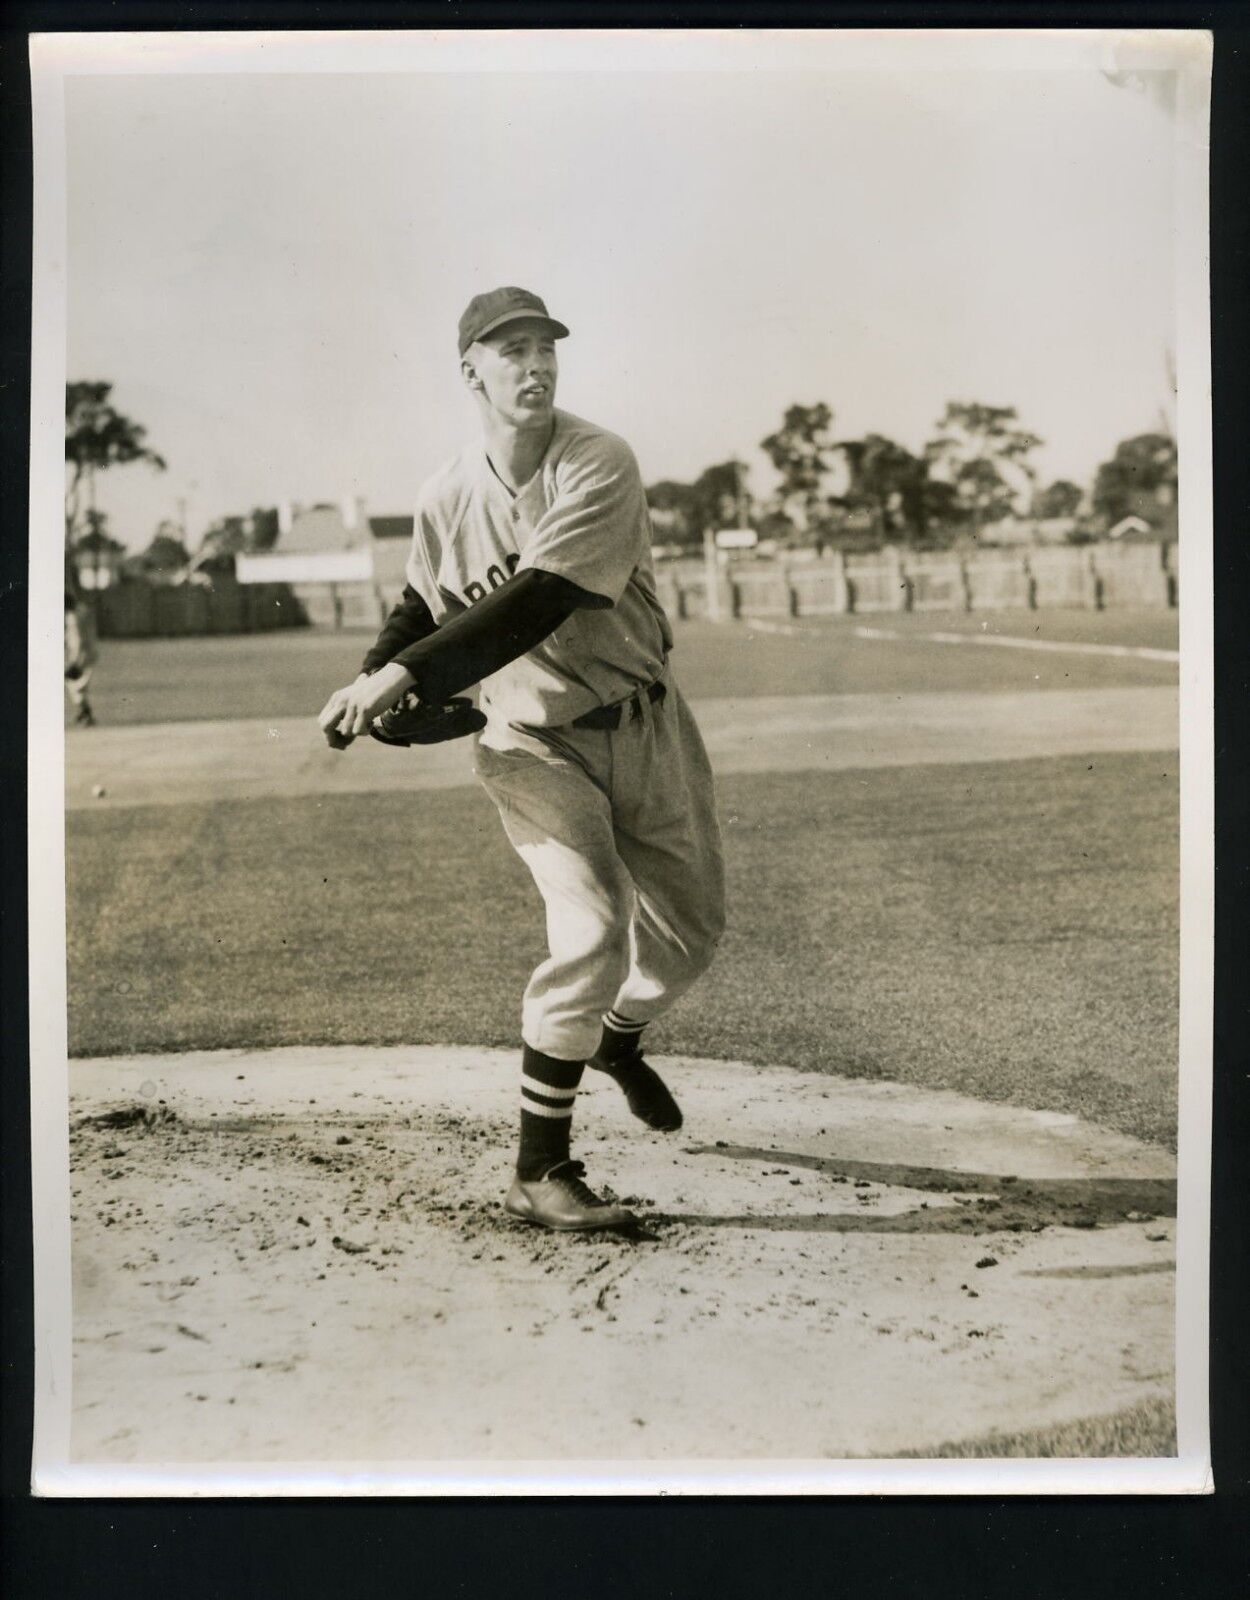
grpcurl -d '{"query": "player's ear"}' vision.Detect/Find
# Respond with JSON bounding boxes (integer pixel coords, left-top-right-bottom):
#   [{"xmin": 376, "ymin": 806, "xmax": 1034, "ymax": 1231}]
[{"xmin": 461, "ymin": 354, "xmax": 483, "ymax": 392}]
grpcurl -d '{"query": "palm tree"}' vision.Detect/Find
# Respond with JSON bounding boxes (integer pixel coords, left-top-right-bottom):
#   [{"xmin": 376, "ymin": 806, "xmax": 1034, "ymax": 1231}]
[{"xmin": 65, "ymin": 382, "xmax": 167, "ymax": 546}]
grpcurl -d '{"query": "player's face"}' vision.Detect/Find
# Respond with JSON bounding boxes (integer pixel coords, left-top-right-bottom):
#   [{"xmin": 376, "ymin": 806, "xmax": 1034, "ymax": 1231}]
[{"xmin": 465, "ymin": 320, "xmax": 559, "ymax": 427}]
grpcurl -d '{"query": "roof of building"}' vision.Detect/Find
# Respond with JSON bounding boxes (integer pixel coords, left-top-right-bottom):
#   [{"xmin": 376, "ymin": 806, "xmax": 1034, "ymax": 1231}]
[
  {"xmin": 368, "ymin": 515, "xmax": 414, "ymax": 542},
  {"xmin": 1107, "ymin": 515, "xmax": 1158, "ymax": 541},
  {"xmin": 285, "ymin": 505, "xmax": 366, "ymax": 554}
]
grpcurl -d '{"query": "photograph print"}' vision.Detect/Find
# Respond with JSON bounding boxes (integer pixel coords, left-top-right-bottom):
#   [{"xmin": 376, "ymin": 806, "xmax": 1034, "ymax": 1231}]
[{"xmin": 29, "ymin": 28, "xmax": 1213, "ymax": 1493}]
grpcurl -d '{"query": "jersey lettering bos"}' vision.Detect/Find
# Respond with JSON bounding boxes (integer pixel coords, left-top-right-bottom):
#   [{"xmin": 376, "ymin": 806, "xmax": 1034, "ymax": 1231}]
[{"xmin": 406, "ymin": 410, "xmax": 673, "ymax": 733}]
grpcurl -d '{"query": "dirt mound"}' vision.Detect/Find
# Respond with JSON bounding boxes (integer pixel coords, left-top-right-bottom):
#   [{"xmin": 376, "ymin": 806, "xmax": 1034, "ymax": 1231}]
[{"xmin": 63, "ymin": 1045, "xmax": 1178, "ymax": 1469}]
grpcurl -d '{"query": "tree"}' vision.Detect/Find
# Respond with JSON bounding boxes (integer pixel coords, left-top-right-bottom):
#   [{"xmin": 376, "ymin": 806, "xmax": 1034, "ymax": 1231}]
[
  {"xmin": 247, "ymin": 507, "xmax": 281, "ymax": 552},
  {"xmin": 692, "ymin": 460, "xmax": 749, "ymax": 534},
  {"xmin": 760, "ymin": 403, "xmax": 837, "ymax": 532},
  {"xmin": 754, "ymin": 508, "xmax": 798, "ymax": 546},
  {"xmin": 143, "ymin": 531, "xmax": 191, "ymax": 576},
  {"xmin": 646, "ymin": 462, "xmax": 751, "ymax": 547},
  {"xmin": 1090, "ymin": 433, "xmax": 1177, "ymax": 527},
  {"xmin": 65, "ymin": 382, "xmax": 166, "ymax": 545},
  {"xmin": 839, "ymin": 434, "xmax": 929, "ymax": 541},
  {"xmin": 195, "ymin": 506, "xmax": 283, "ymax": 571},
  {"xmin": 645, "ymin": 480, "xmax": 699, "ymax": 545},
  {"xmin": 924, "ymin": 402, "xmax": 1043, "ymax": 536},
  {"xmin": 1031, "ymin": 479, "xmax": 1084, "ymax": 521},
  {"xmin": 198, "ymin": 516, "xmax": 248, "ymax": 559},
  {"xmin": 919, "ymin": 476, "xmax": 961, "ymax": 542},
  {"xmin": 645, "ymin": 481, "xmax": 693, "ymax": 515}
]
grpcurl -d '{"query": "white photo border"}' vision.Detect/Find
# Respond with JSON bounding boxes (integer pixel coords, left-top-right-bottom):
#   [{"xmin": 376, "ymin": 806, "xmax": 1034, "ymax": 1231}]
[{"xmin": 28, "ymin": 25, "xmax": 1214, "ymax": 1497}]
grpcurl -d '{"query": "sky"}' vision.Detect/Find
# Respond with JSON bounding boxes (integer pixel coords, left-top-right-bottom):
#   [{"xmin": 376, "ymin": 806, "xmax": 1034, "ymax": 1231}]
[{"xmin": 65, "ymin": 59, "xmax": 1177, "ymax": 549}]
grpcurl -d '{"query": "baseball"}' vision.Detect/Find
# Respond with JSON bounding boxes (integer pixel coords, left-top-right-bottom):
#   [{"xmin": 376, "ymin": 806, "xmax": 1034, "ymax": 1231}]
[{"xmin": 92, "ymin": 783, "xmax": 107, "ymax": 799}]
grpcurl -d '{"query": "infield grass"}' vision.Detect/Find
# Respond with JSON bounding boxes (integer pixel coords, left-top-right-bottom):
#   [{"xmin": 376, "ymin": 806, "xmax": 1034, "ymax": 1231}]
[{"xmin": 67, "ymin": 748, "xmax": 1178, "ymax": 1147}]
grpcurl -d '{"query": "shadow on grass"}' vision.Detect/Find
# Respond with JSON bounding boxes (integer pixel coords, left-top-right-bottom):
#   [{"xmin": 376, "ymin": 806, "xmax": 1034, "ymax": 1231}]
[{"xmin": 651, "ymin": 1143, "xmax": 1176, "ymax": 1236}]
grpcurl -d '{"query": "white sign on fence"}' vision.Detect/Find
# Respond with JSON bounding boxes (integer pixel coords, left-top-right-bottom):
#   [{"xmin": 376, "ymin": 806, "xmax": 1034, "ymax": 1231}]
[
  {"xmin": 714, "ymin": 527, "xmax": 758, "ymax": 551},
  {"xmin": 236, "ymin": 550, "xmax": 373, "ymax": 585}
]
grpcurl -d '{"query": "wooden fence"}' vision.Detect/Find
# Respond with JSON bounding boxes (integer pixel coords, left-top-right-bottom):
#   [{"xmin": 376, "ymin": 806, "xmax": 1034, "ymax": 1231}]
[
  {"xmin": 92, "ymin": 577, "xmax": 389, "ymax": 639},
  {"xmin": 92, "ymin": 545, "xmax": 1177, "ymax": 639},
  {"xmin": 730, "ymin": 543, "xmax": 1175, "ymax": 621}
]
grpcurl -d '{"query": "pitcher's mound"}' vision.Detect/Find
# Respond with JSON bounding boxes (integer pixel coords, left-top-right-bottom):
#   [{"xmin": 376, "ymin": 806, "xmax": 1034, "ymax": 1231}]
[{"xmin": 69, "ymin": 1045, "xmax": 1175, "ymax": 1468}]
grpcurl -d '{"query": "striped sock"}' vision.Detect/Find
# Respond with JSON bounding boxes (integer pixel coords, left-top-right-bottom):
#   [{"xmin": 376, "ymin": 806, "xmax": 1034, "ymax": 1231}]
[
  {"xmin": 517, "ymin": 1044, "xmax": 584, "ymax": 1180},
  {"xmin": 596, "ymin": 1010, "xmax": 648, "ymax": 1066},
  {"xmin": 590, "ymin": 1014, "xmax": 683, "ymax": 1132}
]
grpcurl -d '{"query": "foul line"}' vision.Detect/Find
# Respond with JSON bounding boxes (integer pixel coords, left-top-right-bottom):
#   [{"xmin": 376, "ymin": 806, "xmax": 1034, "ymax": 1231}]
[
  {"xmin": 853, "ymin": 625, "xmax": 1179, "ymax": 664},
  {"xmin": 742, "ymin": 617, "xmax": 1178, "ymax": 663}
]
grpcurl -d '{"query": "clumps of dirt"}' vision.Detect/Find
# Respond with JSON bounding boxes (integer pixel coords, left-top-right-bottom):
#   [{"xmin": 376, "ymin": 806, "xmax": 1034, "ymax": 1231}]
[
  {"xmin": 75, "ymin": 1103, "xmax": 179, "ymax": 1135},
  {"xmin": 331, "ymin": 1235, "xmax": 372, "ymax": 1255}
]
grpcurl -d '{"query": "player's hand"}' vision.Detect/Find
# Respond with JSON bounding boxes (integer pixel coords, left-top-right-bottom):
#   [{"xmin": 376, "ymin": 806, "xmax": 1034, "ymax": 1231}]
[{"xmin": 318, "ymin": 662, "xmax": 416, "ymax": 742}]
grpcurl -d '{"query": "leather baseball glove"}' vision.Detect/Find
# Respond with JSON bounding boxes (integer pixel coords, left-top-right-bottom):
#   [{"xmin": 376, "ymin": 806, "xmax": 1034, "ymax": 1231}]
[
  {"xmin": 324, "ymin": 692, "xmax": 486, "ymax": 751},
  {"xmin": 368, "ymin": 692, "xmax": 486, "ymax": 748}
]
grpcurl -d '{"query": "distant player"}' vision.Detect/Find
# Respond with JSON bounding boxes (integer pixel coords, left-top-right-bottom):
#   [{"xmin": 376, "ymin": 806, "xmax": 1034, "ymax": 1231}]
[
  {"xmin": 319, "ymin": 286, "xmax": 725, "ymax": 1232},
  {"xmin": 64, "ymin": 587, "xmax": 98, "ymax": 727}
]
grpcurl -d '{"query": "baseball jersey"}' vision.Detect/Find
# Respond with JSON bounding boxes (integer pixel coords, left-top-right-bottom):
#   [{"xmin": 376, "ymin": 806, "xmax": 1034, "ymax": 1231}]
[{"xmin": 405, "ymin": 409, "xmax": 673, "ymax": 732}]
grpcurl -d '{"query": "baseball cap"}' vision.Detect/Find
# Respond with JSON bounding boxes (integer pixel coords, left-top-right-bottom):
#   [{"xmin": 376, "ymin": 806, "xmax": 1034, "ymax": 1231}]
[{"xmin": 458, "ymin": 287, "xmax": 570, "ymax": 357}]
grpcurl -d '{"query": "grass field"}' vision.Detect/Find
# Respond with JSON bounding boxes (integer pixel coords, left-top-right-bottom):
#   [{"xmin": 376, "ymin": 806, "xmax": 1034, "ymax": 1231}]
[
  {"xmin": 900, "ymin": 1396, "xmax": 1177, "ymax": 1459},
  {"xmin": 66, "ymin": 610, "xmax": 1179, "ymax": 1142},
  {"xmin": 67, "ymin": 748, "xmax": 1179, "ymax": 1147},
  {"xmin": 74, "ymin": 608, "xmax": 1179, "ymax": 727}
]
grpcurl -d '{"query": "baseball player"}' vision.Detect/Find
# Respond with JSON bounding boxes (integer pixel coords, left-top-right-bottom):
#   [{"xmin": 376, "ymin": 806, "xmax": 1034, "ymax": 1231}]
[
  {"xmin": 64, "ymin": 587, "xmax": 98, "ymax": 726},
  {"xmin": 319, "ymin": 286, "xmax": 725, "ymax": 1232}
]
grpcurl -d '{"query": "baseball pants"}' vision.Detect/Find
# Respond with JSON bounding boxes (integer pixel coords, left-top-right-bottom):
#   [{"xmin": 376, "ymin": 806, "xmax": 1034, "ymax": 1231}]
[
  {"xmin": 474, "ymin": 673, "xmax": 725, "ymax": 1063},
  {"xmin": 64, "ymin": 664, "xmax": 93, "ymax": 713}
]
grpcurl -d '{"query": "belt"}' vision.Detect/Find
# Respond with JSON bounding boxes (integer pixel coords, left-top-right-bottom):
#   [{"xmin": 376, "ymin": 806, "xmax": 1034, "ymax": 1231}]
[{"xmin": 571, "ymin": 679, "xmax": 667, "ymax": 731}]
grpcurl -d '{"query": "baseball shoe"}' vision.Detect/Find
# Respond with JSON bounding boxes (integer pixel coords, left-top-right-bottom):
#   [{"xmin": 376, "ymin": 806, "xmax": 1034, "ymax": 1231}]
[
  {"xmin": 589, "ymin": 1054, "xmax": 683, "ymax": 1132},
  {"xmin": 505, "ymin": 1160, "xmax": 638, "ymax": 1232}
]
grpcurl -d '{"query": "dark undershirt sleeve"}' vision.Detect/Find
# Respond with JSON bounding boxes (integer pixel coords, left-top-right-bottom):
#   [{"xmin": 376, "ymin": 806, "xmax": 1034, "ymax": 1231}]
[
  {"xmin": 392, "ymin": 568, "xmax": 594, "ymax": 705},
  {"xmin": 360, "ymin": 584, "xmax": 438, "ymax": 674}
]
